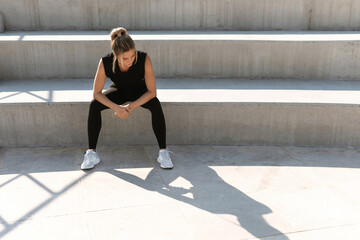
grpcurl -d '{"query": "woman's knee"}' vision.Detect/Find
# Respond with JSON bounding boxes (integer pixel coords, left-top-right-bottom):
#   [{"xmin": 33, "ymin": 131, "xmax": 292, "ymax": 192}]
[
  {"xmin": 89, "ymin": 99, "xmax": 104, "ymax": 112},
  {"xmin": 143, "ymin": 97, "xmax": 162, "ymax": 111}
]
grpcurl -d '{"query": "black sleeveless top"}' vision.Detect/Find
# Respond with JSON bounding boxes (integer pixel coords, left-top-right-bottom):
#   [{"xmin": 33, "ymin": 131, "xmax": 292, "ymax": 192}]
[{"xmin": 102, "ymin": 51, "xmax": 148, "ymax": 95}]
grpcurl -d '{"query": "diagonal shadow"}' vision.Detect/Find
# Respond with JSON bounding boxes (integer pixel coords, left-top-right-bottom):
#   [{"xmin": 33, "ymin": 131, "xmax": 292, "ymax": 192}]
[
  {"xmin": 0, "ymin": 175, "xmax": 21, "ymax": 189},
  {"xmin": 107, "ymin": 165, "xmax": 289, "ymax": 239},
  {"xmin": 0, "ymin": 215, "xmax": 9, "ymax": 228},
  {"xmin": 0, "ymin": 92, "xmax": 22, "ymax": 101},
  {"xmin": 0, "ymin": 91, "xmax": 52, "ymax": 102},
  {"xmin": 0, "ymin": 172, "xmax": 92, "ymax": 239},
  {"xmin": 24, "ymin": 91, "xmax": 52, "ymax": 102},
  {"xmin": 24, "ymin": 173, "xmax": 55, "ymax": 195}
]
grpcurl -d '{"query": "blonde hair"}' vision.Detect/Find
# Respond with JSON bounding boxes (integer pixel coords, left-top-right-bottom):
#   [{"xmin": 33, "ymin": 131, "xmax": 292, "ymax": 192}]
[{"xmin": 110, "ymin": 27, "xmax": 137, "ymax": 73}]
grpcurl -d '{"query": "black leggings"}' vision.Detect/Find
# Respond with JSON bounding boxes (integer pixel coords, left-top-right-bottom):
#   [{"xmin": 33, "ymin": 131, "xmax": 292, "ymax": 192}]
[{"xmin": 87, "ymin": 87, "xmax": 166, "ymax": 149}]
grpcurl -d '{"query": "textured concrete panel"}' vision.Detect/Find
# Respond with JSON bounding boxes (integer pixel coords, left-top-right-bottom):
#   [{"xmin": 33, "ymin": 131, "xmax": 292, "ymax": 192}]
[
  {"xmin": 2, "ymin": 31, "xmax": 360, "ymax": 80},
  {"xmin": 2, "ymin": 78, "xmax": 360, "ymax": 147},
  {"xmin": 0, "ymin": 79, "xmax": 360, "ymax": 147},
  {"xmin": 0, "ymin": 103, "xmax": 90, "ymax": 147},
  {"xmin": 0, "ymin": 12, "xmax": 4, "ymax": 33},
  {"xmin": 2, "ymin": 102, "xmax": 360, "ymax": 148},
  {"xmin": 1, "ymin": 0, "xmax": 360, "ymax": 31}
]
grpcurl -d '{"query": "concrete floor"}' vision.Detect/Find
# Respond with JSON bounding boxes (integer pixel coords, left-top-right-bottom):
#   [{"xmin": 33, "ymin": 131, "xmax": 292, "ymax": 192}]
[{"xmin": 0, "ymin": 145, "xmax": 360, "ymax": 240}]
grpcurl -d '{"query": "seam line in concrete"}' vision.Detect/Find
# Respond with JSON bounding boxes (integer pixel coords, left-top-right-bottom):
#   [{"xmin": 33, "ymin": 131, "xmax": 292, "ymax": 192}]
[
  {"xmin": 78, "ymin": 171, "xmax": 92, "ymax": 240},
  {"xmin": 244, "ymin": 222, "xmax": 360, "ymax": 240}
]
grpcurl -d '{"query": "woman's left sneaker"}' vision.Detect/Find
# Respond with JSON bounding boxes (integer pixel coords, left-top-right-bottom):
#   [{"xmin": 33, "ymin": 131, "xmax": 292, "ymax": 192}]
[{"xmin": 157, "ymin": 149, "xmax": 174, "ymax": 169}]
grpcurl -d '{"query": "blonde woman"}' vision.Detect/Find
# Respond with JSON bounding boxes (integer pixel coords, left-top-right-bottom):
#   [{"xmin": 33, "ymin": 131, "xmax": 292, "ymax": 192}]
[{"xmin": 81, "ymin": 27, "xmax": 173, "ymax": 170}]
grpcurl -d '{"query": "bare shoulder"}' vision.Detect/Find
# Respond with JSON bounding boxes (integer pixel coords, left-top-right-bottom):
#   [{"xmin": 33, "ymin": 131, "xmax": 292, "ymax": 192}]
[
  {"xmin": 145, "ymin": 55, "xmax": 153, "ymax": 67},
  {"xmin": 95, "ymin": 58, "xmax": 106, "ymax": 77},
  {"xmin": 98, "ymin": 58, "xmax": 105, "ymax": 69}
]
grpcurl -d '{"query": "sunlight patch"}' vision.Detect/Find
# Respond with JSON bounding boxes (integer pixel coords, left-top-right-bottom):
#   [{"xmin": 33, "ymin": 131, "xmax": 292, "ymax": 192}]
[
  {"xmin": 182, "ymin": 192, "xmax": 194, "ymax": 199},
  {"xmin": 169, "ymin": 176, "xmax": 194, "ymax": 189},
  {"xmin": 168, "ymin": 177, "xmax": 194, "ymax": 199}
]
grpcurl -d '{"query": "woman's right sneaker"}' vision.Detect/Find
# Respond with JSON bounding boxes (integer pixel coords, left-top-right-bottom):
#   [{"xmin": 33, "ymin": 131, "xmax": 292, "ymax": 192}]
[{"xmin": 81, "ymin": 150, "xmax": 100, "ymax": 170}]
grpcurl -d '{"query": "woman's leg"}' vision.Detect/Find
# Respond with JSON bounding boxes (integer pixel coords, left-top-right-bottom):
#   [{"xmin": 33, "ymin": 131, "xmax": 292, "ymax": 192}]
[
  {"xmin": 141, "ymin": 97, "xmax": 166, "ymax": 149},
  {"xmin": 88, "ymin": 87, "xmax": 126, "ymax": 150}
]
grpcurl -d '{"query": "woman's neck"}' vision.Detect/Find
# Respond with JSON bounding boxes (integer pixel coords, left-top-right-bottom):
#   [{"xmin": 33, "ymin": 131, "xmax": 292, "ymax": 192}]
[{"xmin": 118, "ymin": 63, "xmax": 129, "ymax": 72}]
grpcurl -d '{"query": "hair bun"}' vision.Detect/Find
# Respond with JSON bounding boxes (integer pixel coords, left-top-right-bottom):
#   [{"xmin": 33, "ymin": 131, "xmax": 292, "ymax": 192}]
[
  {"xmin": 120, "ymin": 28, "xmax": 127, "ymax": 36},
  {"xmin": 110, "ymin": 27, "xmax": 128, "ymax": 41}
]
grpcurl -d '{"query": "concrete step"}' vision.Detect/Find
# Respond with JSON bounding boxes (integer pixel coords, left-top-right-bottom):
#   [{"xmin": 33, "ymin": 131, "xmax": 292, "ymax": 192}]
[
  {"xmin": 2, "ymin": 31, "xmax": 360, "ymax": 80},
  {"xmin": 1, "ymin": 0, "xmax": 360, "ymax": 31},
  {"xmin": 1, "ymin": 78, "xmax": 360, "ymax": 148}
]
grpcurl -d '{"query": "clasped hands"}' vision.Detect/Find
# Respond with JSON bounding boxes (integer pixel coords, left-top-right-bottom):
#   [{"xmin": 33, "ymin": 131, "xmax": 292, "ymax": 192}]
[{"xmin": 113, "ymin": 103, "xmax": 134, "ymax": 119}]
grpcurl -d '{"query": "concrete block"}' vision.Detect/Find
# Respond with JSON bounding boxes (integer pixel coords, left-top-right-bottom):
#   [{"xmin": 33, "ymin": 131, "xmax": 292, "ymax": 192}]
[
  {"xmin": 5, "ymin": 101, "xmax": 360, "ymax": 147},
  {"xmin": 2, "ymin": 31, "xmax": 360, "ymax": 80},
  {"xmin": 2, "ymin": 79, "xmax": 360, "ymax": 148},
  {"xmin": 1, "ymin": 0, "xmax": 360, "ymax": 31}
]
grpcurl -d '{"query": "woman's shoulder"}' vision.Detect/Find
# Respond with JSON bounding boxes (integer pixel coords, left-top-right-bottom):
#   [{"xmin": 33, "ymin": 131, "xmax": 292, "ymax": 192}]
[
  {"xmin": 137, "ymin": 50, "xmax": 147, "ymax": 60},
  {"xmin": 101, "ymin": 53, "xmax": 114, "ymax": 77},
  {"xmin": 102, "ymin": 52, "xmax": 114, "ymax": 63}
]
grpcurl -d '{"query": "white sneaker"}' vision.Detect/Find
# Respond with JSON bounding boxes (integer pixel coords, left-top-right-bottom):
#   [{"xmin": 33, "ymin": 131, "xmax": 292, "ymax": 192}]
[
  {"xmin": 157, "ymin": 149, "xmax": 173, "ymax": 169},
  {"xmin": 81, "ymin": 150, "xmax": 100, "ymax": 170}
]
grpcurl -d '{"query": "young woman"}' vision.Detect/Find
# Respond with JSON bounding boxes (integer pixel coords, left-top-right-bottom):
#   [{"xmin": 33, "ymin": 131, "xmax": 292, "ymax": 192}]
[{"xmin": 81, "ymin": 27, "xmax": 173, "ymax": 170}]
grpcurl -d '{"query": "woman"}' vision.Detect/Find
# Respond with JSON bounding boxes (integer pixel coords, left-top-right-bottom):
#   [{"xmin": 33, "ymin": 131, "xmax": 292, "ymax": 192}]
[{"xmin": 81, "ymin": 27, "xmax": 173, "ymax": 170}]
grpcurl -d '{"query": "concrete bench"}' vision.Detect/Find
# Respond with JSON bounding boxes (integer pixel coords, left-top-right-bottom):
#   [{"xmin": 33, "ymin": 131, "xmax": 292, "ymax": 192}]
[
  {"xmin": 2, "ymin": 78, "xmax": 360, "ymax": 148},
  {"xmin": 1, "ymin": 31, "xmax": 360, "ymax": 80},
  {"xmin": 1, "ymin": 0, "xmax": 359, "ymax": 31}
]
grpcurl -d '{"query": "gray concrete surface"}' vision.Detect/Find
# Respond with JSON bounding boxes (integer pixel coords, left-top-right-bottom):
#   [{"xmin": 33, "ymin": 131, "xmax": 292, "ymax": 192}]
[
  {"xmin": 2, "ymin": 31, "xmax": 360, "ymax": 80},
  {"xmin": 2, "ymin": 79, "xmax": 360, "ymax": 148},
  {"xmin": 0, "ymin": 145, "xmax": 360, "ymax": 240},
  {"xmin": 1, "ymin": 0, "xmax": 360, "ymax": 31},
  {"xmin": 0, "ymin": 12, "xmax": 4, "ymax": 33}
]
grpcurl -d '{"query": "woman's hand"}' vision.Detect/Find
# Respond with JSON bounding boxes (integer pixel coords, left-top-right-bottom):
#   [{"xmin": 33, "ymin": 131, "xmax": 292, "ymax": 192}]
[
  {"xmin": 125, "ymin": 102, "xmax": 136, "ymax": 112},
  {"xmin": 114, "ymin": 105, "xmax": 130, "ymax": 119}
]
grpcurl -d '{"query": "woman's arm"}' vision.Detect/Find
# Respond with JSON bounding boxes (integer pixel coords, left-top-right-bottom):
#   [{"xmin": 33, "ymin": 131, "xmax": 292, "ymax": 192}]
[
  {"xmin": 126, "ymin": 55, "xmax": 157, "ymax": 111},
  {"xmin": 93, "ymin": 59, "xmax": 130, "ymax": 119}
]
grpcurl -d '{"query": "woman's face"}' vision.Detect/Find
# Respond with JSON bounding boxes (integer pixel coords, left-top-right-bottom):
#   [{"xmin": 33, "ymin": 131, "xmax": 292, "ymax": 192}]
[{"xmin": 119, "ymin": 49, "xmax": 135, "ymax": 68}]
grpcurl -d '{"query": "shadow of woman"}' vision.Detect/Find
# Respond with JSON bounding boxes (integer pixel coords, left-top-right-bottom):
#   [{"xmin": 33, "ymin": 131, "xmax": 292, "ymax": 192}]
[{"xmin": 107, "ymin": 165, "xmax": 290, "ymax": 239}]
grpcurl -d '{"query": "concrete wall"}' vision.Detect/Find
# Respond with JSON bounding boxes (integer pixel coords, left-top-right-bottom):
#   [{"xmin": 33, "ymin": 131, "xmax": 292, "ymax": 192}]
[
  {"xmin": 1, "ymin": 0, "xmax": 360, "ymax": 31},
  {"xmin": 0, "ymin": 11, "xmax": 4, "ymax": 33},
  {"xmin": 2, "ymin": 35, "xmax": 360, "ymax": 80},
  {"xmin": 1, "ymin": 103, "xmax": 360, "ymax": 148}
]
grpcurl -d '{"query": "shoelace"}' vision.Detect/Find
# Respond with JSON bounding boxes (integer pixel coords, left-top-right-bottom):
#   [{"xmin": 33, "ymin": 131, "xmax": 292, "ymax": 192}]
[
  {"xmin": 85, "ymin": 151, "xmax": 98, "ymax": 162},
  {"xmin": 161, "ymin": 150, "xmax": 174, "ymax": 157}
]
